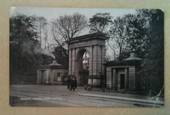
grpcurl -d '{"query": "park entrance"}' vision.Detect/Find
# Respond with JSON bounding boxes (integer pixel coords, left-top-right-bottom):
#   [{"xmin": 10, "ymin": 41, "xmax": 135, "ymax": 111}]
[{"xmin": 68, "ymin": 33, "xmax": 107, "ymax": 87}]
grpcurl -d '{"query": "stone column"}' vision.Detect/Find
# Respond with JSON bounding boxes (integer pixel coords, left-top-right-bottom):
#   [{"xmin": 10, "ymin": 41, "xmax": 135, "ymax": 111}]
[
  {"xmin": 117, "ymin": 73, "xmax": 120, "ymax": 90},
  {"xmin": 72, "ymin": 49, "xmax": 76, "ymax": 75},
  {"xmin": 129, "ymin": 66, "xmax": 135, "ymax": 90},
  {"xmin": 45, "ymin": 70, "xmax": 49, "ymax": 84},
  {"xmin": 88, "ymin": 47, "xmax": 93, "ymax": 76},
  {"xmin": 106, "ymin": 67, "xmax": 112, "ymax": 88},
  {"xmin": 92, "ymin": 45, "xmax": 101, "ymax": 86},
  {"xmin": 68, "ymin": 49, "xmax": 72, "ymax": 75},
  {"xmin": 37, "ymin": 70, "xmax": 41, "ymax": 84},
  {"xmin": 88, "ymin": 45, "xmax": 106, "ymax": 87},
  {"xmin": 50, "ymin": 70, "xmax": 54, "ymax": 85},
  {"xmin": 96, "ymin": 46, "xmax": 101, "ymax": 74},
  {"xmin": 100, "ymin": 46, "xmax": 103, "ymax": 74},
  {"xmin": 125, "ymin": 68, "xmax": 128, "ymax": 89},
  {"xmin": 101, "ymin": 46, "xmax": 106, "ymax": 74},
  {"xmin": 93, "ymin": 45, "xmax": 97, "ymax": 75},
  {"xmin": 74, "ymin": 48, "xmax": 79, "ymax": 79},
  {"xmin": 112, "ymin": 68, "xmax": 116, "ymax": 89},
  {"xmin": 70, "ymin": 49, "xmax": 73, "ymax": 75},
  {"xmin": 88, "ymin": 46, "xmax": 93, "ymax": 85}
]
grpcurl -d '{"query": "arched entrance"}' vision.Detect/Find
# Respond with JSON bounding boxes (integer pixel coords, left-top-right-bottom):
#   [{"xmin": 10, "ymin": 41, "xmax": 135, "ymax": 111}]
[
  {"xmin": 68, "ymin": 33, "xmax": 107, "ymax": 87},
  {"xmin": 77, "ymin": 49, "xmax": 89, "ymax": 86}
]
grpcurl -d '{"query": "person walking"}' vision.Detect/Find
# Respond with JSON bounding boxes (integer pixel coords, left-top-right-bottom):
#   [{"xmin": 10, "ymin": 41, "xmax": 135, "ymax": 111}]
[
  {"xmin": 72, "ymin": 76, "xmax": 77, "ymax": 91},
  {"xmin": 70, "ymin": 76, "xmax": 74, "ymax": 91},
  {"xmin": 67, "ymin": 76, "xmax": 71, "ymax": 90}
]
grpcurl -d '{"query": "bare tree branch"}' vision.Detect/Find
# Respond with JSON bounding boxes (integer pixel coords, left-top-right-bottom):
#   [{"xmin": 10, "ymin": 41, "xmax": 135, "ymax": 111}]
[{"xmin": 51, "ymin": 13, "xmax": 87, "ymax": 45}]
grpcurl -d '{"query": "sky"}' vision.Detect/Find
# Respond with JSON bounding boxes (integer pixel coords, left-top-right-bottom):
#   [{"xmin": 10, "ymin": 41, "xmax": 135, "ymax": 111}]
[
  {"xmin": 10, "ymin": 7, "xmax": 136, "ymax": 21},
  {"xmin": 10, "ymin": 7, "xmax": 137, "ymax": 60}
]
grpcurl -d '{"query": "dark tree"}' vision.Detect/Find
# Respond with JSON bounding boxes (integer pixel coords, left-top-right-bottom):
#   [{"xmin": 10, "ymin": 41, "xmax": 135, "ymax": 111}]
[
  {"xmin": 138, "ymin": 9, "xmax": 164, "ymax": 96},
  {"xmin": 10, "ymin": 15, "xmax": 39, "ymax": 73},
  {"xmin": 52, "ymin": 46, "xmax": 68, "ymax": 68},
  {"xmin": 10, "ymin": 15, "xmax": 38, "ymax": 43},
  {"xmin": 109, "ymin": 13, "xmax": 150, "ymax": 60},
  {"xmin": 124, "ymin": 14, "xmax": 150, "ymax": 58},
  {"xmin": 108, "ymin": 9, "xmax": 164, "ymax": 96},
  {"xmin": 109, "ymin": 16, "xmax": 127, "ymax": 60},
  {"xmin": 51, "ymin": 13, "xmax": 88, "ymax": 65},
  {"xmin": 89, "ymin": 13, "xmax": 112, "ymax": 33},
  {"xmin": 10, "ymin": 15, "xmax": 53, "ymax": 84}
]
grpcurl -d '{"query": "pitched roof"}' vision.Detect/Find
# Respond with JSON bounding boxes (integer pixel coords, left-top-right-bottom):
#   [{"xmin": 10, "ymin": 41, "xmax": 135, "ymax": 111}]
[
  {"xmin": 38, "ymin": 60, "xmax": 67, "ymax": 70},
  {"xmin": 124, "ymin": 53, "xmax": 142, "ymax": 61},
  {"xmin": 49, "ymin": 60, "xmax": 61, "ymax": 66},
  {"xmin": 105, "ymin": 53, "xmax": 142, "ymax": 67}
]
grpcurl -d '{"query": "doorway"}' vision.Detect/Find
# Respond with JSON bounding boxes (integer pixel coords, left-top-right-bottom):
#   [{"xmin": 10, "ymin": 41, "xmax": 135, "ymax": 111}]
[{"xmin": 120, "ymin": 74, "xmax": 125, "ymax": 89}]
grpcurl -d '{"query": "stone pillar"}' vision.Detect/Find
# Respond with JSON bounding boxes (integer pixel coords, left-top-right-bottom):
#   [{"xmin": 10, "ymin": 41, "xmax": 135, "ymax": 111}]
[
  {"xmin": 72, "ymin": 49, "xmax": 76, "ymax": 75},
  {"xmin": 50, "ymin": 70, "xmax": 54, "ymax": 85},
  {"xmin": 88, "ymin": 46, "xmax": 93, "ymax": 85},
  {"xmin": 118, "ymin": 72, "xmax": 120, "ymax": 90},
  {"xmin": 92, "ymin": 45, "xmax": 101, "ymax": 86},
  {"xmin": 68, "ymin": 49, "xmax": 72, "ymax": 75},
  {"xmin": 74, "ymin": 48, "xmax": 79, "ymax": 80},
  {"xmin": 45, "ymin": 70, "xmax": 49, "ymax": 84},
  {"xmin": 125, "ymin": 68, "xmax": 128, "ymax": 89},
  {"xmin": 129, "ymin": 66, "xmax": 135, "ymax": 90},
  {"xmin": 96, "ymin": 46, "xmax": 101, "ymax": 74},
  {"xmin": 37, "ymin": 70, "xmax": 41, "ymax": 84},
  {"xmin": 112, "ymin": 68, "xmax": 116, "ymax": 89},
  {"xmin": 93, "ymin": 46, "xmax": 97, "ymax": 75},
  {"xmin": 106, "ymin": 67, "xmax": 112, "ymax": 88},
  {"xmin": 88, "ymin": 47, "xmax": 93, "ymax": 76},
  {"xmin": 100, "ymin": 46, "xmax": 103, "ymax": 74},
  {"xmin": 101, "ymin": 46, "xmax": 106, "ymax": 74},
  {"xmin": 87, "ymin": 45, "xmax": 106, "ymax": 87}
]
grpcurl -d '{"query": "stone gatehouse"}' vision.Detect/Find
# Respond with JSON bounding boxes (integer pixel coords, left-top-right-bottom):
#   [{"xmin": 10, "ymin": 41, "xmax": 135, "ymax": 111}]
[{"xmin": 105, "ymin": 53, "xmax": 142, "ymax": 91}]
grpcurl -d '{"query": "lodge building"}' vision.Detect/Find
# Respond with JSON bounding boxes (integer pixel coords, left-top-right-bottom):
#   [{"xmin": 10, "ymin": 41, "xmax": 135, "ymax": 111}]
[
  {"xmin": 105, "ymin": 53, "xmax": 142, "ymax": 91},
  {"xmin": 37, "ymin": 60, "xmax": 68, "ymax": 85}
]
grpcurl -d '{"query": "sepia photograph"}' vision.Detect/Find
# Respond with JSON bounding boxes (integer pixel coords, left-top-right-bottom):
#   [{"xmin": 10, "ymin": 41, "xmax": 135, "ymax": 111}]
[{"xmin": 10, "ymin": 7, "xmax": 164, "ymax": 107}]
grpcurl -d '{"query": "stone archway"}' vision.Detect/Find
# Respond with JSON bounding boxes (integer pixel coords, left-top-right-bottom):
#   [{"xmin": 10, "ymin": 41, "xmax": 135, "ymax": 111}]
[{"xmin": 68, "ymin": 33, "xmax": 107, "ymax": 87}]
